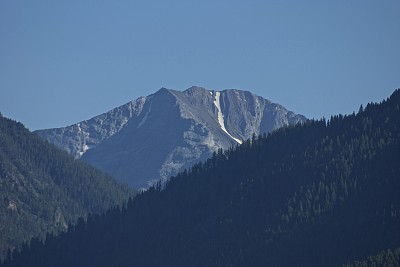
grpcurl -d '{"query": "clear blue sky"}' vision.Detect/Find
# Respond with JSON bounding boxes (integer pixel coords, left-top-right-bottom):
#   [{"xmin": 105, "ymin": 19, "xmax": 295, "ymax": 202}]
[{"xmin": 1, "ymin": 0, "xmax": 399, "ymax": 130}]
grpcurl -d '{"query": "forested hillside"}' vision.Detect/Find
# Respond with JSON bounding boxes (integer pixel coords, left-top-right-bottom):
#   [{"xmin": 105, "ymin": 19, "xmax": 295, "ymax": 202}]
[
  {"xmin": 341, "ymin": 247, "xmax": 400, "ymax": 267},
  {"xmin": 2, "ymin": 89, "xmax": 400, "ymax": 266},
  {"xmin": 0, "ymin": 115, "xmax": 133, "ymax": 260}
]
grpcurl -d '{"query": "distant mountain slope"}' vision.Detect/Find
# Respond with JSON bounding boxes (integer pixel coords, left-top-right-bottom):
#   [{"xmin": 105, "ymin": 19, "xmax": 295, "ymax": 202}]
[
  {"xmin": 5, "ymin": 89, "xmax": 399, "ymax": 267},
  {"xmin": 36, "ymin": 86, "xmax": 306, "ymax": 188},
  {"xmin": 0, "ymin": 115, "xmax": 132, "ymax": 259}
]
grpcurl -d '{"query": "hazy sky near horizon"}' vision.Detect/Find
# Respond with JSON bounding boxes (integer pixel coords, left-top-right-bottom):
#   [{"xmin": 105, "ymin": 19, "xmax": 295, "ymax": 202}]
[{"xmin": 1, "ymin": 1, "xmax": 399, "ymax": 130}]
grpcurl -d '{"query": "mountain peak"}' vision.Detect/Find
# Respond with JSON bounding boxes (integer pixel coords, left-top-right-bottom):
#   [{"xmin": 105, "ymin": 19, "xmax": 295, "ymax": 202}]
[
  {"xmin": 184, "ymin": 86, "xmax": 209, "ymax": 93},
  {"xmin": 35, "ymin": 86, "xmax": 307, "ymax": 188},
  {"xmin": 154, "ymin": 87, "xmax": 173, "ymax": 95}
]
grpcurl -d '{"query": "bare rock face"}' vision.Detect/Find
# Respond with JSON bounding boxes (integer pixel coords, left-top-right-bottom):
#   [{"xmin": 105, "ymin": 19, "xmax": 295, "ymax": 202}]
[
  {"xmin": 35, "ymin": 87, "xmax": 306, "ymax": 189},
  {"xmin": 54, "ymin": 207, "xmax": 67, "ymax": 230},
  {"xmin": 36, "ymin": 96, "xmax": 147, "ymax": 158}
]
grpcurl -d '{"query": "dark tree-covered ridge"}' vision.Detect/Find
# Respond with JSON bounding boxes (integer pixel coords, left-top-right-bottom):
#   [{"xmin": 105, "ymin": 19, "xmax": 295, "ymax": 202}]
[
  {"xmin": 2, "ymin": 89, "xmax": 400, "ymax": 266},
  {"xmin": 341, "ymin": 247, "xmax": 400, "ymax": 267},
  {"xmin": 0, "ymin": 115, "xmax": 133, "ymax": 260}
]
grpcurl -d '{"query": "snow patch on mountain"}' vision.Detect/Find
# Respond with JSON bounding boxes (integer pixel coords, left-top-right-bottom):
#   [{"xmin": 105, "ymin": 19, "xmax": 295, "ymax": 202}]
[{"xmin": 213, "ymin": 91, "xmax": 242, "ymax": 144}]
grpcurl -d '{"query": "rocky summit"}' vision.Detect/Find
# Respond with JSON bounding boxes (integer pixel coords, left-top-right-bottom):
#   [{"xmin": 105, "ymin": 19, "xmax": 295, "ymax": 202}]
[{"xmin": 35, "ymin": 86, "xmax": 306, "ymax": 188}]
